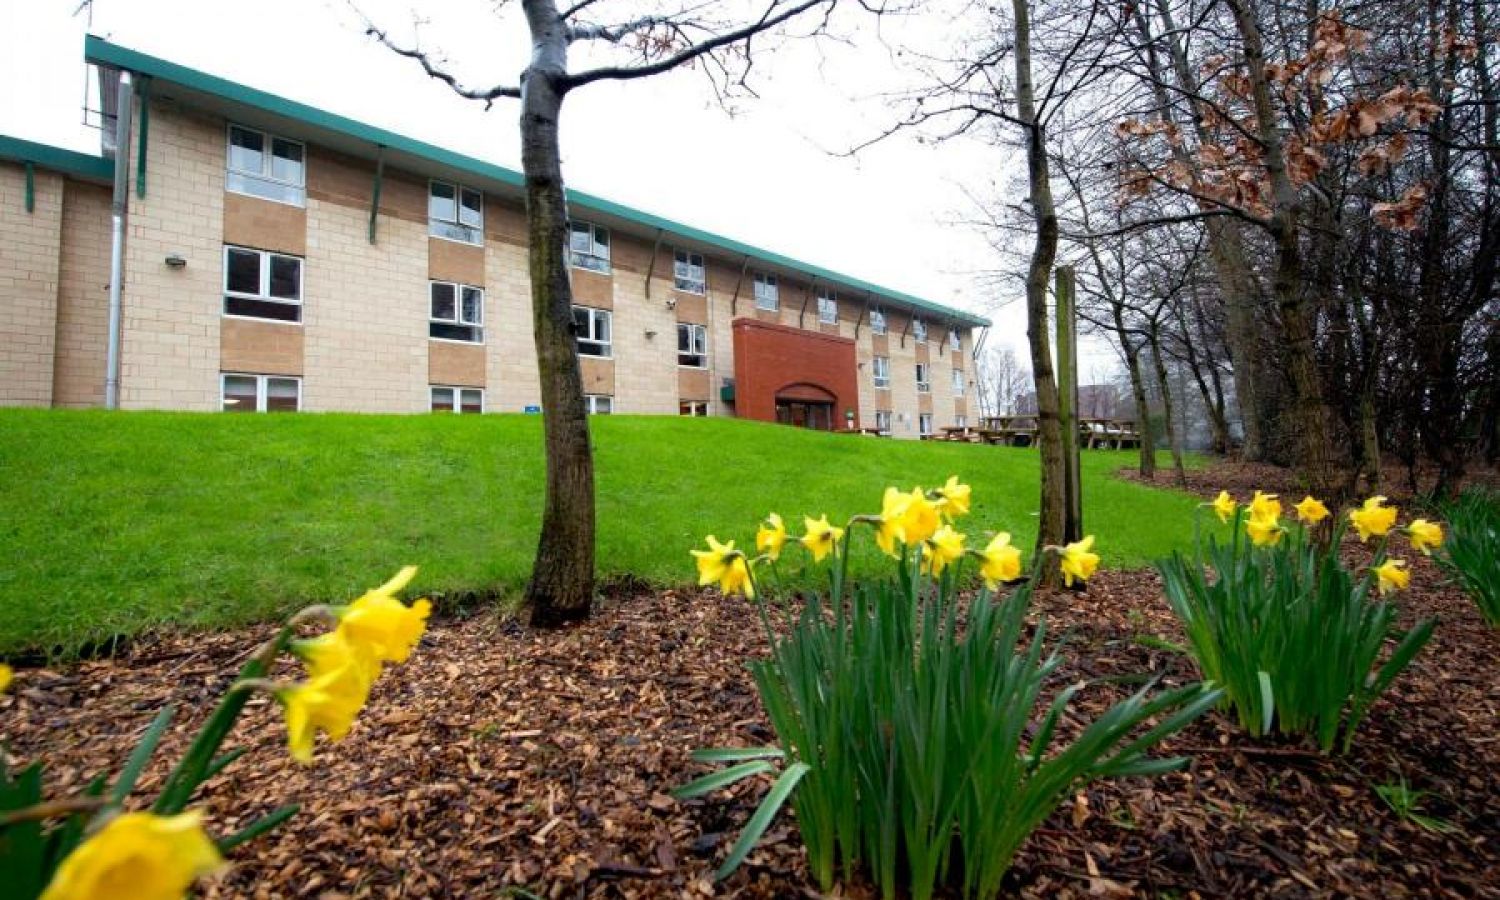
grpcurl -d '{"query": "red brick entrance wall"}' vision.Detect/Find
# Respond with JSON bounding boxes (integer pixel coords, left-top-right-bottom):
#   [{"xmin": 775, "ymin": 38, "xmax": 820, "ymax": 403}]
[{"xmin": 731, "ymin": 318, "xmax": 859, "ymax": 427}]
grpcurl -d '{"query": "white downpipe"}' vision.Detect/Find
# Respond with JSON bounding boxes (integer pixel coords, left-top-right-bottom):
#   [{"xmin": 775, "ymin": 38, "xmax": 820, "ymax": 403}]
[{"xmin": 105, "ymin": 70, "xmax": 133, "ymax": 410}]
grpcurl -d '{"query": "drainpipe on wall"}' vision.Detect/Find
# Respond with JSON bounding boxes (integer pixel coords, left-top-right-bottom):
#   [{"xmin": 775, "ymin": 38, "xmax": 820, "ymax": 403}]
[{"xmin": 105, "ymin": 70, "xmax": 134, "ymax": 410}]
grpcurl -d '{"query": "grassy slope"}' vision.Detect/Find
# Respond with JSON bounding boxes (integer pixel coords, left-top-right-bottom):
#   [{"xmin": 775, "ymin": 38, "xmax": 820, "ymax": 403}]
[{"xmin": 0, "ymin": 410, "xmax": 1209, "ymax": 655}]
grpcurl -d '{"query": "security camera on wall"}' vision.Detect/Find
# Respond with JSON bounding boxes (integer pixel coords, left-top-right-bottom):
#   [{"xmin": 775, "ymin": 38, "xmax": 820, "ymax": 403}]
[{"xmin": 665, "ymin": 297, "xmax": 678, "ymax": 310}]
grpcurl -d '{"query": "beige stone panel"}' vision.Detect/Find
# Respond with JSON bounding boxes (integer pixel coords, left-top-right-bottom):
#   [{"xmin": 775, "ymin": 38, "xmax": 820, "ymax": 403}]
[
  {"xmin": 608, "ymin": 250, "xmax": 681, "ymax": 414},
  {"xmin": 673, "ymin": 292, "xmax": 708, "ymax": 324},
  {"xmin": 776, "ymin": 278, "xmax": 809, "ymax": 330},
  {"xmin": 918, "ymin": 391, "xmax": 933, "ymax": 415},
  {"xmin": 119, "ymin": 101, "xmax": 225, "ymax": 410},
  {"xmin": 580, "ymin": 356, "xmax": 615, "ymax": 395},
  {"xmin": 678, "ymin": 366, "xmax": 710, "ymax": 402},
  {"xmin": 485, "ymin": 236, "xmax": 539, "ymax": 411},
  {"xmin": 429, "ymin": 340, "xmax": 486, "ymax": 387},
  {"xmin": 223, "ymin": 191, "xmax": 307, "ymax": 256},
  {"xmin": 916, "ymin": 340, "xmax": 930, "ymax": 365},
  {"xmin": 571, "ymin": 268, "xmax": 613, "ymax": 309},
  {"xmin": 610, "ymin": 230, "xmax": 653, "ymax": 275},
  {"xmin": 302, "ymin": 196, "xmax": 428, "ymax": 411},
  {"xmin": 221, "ymin": 318, "xmax": 304, "ymax": 376},
  {"xmin": 871, "ymin": 333, "xmax": 889, "ymax": 356},
  {"xmin": 379, "ymin": 170, "xmax": 430, "ymax": 225},
  {"xmin": 429, "ymin": 237, "xmax": 486, "ymax": 285},
  {"xmin": 0, "ymin": 164, "xmax": 62, "ymax": 406},
  {"xmin": 54, "ymin": 179, "xmax": 112, "ymax": 407},
  {"xmin": 955, "ymin": 397, "xmax": 969, "ymax": 419},
  {"xmin": 306, "ymin": 146, "xmax": 374, "ymax": 209}
]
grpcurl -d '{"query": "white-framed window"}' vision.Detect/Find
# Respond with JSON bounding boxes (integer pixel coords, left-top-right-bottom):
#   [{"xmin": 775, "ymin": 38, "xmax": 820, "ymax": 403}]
[
  {"xmin": 224, "ymin": 245, "xmax": 302, "ymax": 323},
  {"xmin": 226, "ymin": 124, "xmax": 305, "ymax": 206},
  {"xmin": 430, "ymin": 281, "xmax": 484, "ymax": 343},
  {"xmin": 674, "ymin": 249, "xmax": 706, "ymax": 294},
  {"xmin": 569, "ymin": 221, "xmax": 611, "ymax": 272},
  {"xmin": 916, "ymin": 363, "xmax": 931, "ymax": 393},
  {"xmin": 221, "ymin": 372, "xmax": 300, "ymax": 413},
  {"xmin": 817, "ymin": 287, "xmax": 838, "ymax": 324},
  {"xmin": 870, "ymin": 308, "xmax": 887, "ymax": 335},
  {"xmin": 573, "ymin": 306, "xmax": 612, "ymax": 357},
  {"xmin": 872, "ymin": 356, "xmax": 891, "ymax": 389},
  {"xmin": 431, "ymin": 385, "xmax": 484, "ymax": 413},
  {"xmin": 913, "ymin": 318, "xmax": 928, "ymax": 343},
  {"xmin": 875, "ymin": 409, "xmax": 893, "ymax": 435},
  {"xmin": 919, "ymin": 413, "xmax": 934, "ymax": 437},
  {"xmin": 585, "ymin": 394, "xmax": 613, "ymax": 414},
  {"xmin": 753, "ymin": 272, "xmax": 779, "ymax": 311},
  {"xmin": 678, "ymin": 322, "xmax": 708, "ymax": 368},
  {"xmin": 429, "ymin": 180, "xmax": 484, "ymax": 244},
  {"xmin": 680, "ymin": 400, "xmax": 708, "ymax": 417},
  {"xmin": 948, "ymin": 327, "xmax": 964, "ymax": 351},
  {"xmin": 951, "ymin": 368, "xmax": 966, "ymax": 396}
]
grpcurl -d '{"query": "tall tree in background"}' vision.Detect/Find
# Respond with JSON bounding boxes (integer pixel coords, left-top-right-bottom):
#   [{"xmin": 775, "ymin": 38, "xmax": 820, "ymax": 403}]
[{"xmin": 364, "ymin": 0, "xmax": 854, "ymax": 625}]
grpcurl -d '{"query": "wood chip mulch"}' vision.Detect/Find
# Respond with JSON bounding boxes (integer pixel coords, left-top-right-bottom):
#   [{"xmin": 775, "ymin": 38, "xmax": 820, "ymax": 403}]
[{"xmin": 5, "ymin": 547, "xmax": 1497, "ymax": 897}]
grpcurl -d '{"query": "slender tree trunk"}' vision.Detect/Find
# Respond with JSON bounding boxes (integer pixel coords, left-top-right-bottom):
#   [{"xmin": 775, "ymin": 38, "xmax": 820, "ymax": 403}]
[
  {"xmin": 1113, "ymin": 305, "xmax": 1156, "ymax": 478},
  {"xmin": 521, "ymin": 2, "xmax": 596, "ymax": 626},
  {"xmin": 1227, "ymin": 0, "xmax": 1339, "ymax": 497},
  {"xmin": 1011, "ymin": 0, "xmax": 1066, "ymax": 576},
  {"xmin": 1148, "ymin": 322, "xmax": 1188, "ymax": 486}
]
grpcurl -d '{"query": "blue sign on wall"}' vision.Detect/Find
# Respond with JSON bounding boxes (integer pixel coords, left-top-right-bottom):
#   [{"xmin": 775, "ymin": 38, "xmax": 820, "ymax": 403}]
[{"xmin": 524, "ymin": 405, "xmax": 542, "ymax": 414}]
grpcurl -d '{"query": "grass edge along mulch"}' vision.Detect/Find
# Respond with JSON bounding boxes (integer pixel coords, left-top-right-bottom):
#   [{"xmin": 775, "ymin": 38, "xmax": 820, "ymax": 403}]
[{"xmin": 3, "ymin": 547, "xmax": 1496, "ymax": 898}]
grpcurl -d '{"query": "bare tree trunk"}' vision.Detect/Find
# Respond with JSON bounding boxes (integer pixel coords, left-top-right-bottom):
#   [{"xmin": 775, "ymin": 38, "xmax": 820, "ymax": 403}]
[
  {"xmin": 1113, "ymin": 304, "xmax": 1156, "ymax": 478},
  {"xmin": 1011, "ymin": 0, "xmax": 1066, "ymax": 576},
  {"xmin": 522, "ymin": 2, "xmax": 596, "ymax": 626},
  {"xmin": 1227, "ymin": 0, "xmax": 1339, "ymax": 497},
  {"xmin": 1148, "ymin": 321, "xmax": 1188, "ymax": 486}
]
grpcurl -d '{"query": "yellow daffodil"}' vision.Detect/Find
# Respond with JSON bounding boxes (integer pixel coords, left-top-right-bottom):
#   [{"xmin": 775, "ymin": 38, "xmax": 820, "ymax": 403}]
[
  {"xmin": 1405, "ymin": 519, "xmax": 1444, "ymax": 556},
  {"xmin": 875, "ymin": 487, "xmax": 912, "ymax": 557},
  {"xmin": 935, "ymin": 476, "xmax": 972, "ymax": 520},
  {"xmin": 1248, "ymin": 490, "xmax": 1281, "ymax": 524},
  {"xmin": 1374, "ymin": 558, "xmax": 1410, "ymax": 595},
  {"xmin": 1246, "ymin": 516, "xmax": 1286, "ymax": 547},
  {"xmin": 1059, "ymin": 536, "xmax": 1100, "ymax": 587},
  {"xmin": 921, "ymin": 525, "xmax": 966, "ymax": 576},
  {"xmin": 1211, "ymin": 490, "xmax": 1237, "ymax": 524},
  {"xmin": 0, "ymin": 663, "xmax": 11, "ymax": 694},
  {"xmin": 692, "ymin": 536, "xmax": 755, "ymax": 598},
  {"xmin": 278, "ymin": 661, "xmax": 375, "ymax": 764},
  {"xmin": 898, "ymin": 488, "xmax": 941, "ymax": 546},
  {"xmin": 756, "ymin": 513, "xmax": 787, "ymax": 561},
  {"xmin": 336, "ymin": 567, "xmax": 431, "ymax": 665},
  {"xmin": 977, "ymin": 531, "xmax": 1022, "ymax": 589},
  {"xmin": 40, "ymin": 810, "xmax": 223, "ymax": 900},
  {"xmin": 800, "ymin": 515, "xmax": 845, "ymax": 563},
  {"xmin": 1349, "ymin": 496, "xmax": 1398, "ymax": 541},
  {"xmin": 1294, "ymin": 495, "xmax": 1330, "ymax": 525},
  {"xmin": 293, "ymin": 631, "xmax": 381, "ymax": 685}
]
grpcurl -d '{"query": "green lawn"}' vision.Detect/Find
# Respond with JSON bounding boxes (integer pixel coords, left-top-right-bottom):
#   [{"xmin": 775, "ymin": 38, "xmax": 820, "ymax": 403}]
[{"xmin": 0, "ymin": 410, "xmax": 1211, "ymax": 657}]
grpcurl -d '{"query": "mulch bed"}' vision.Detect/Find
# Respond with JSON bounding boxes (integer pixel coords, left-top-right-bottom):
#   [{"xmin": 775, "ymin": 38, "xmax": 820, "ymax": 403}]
[{"xmin": 6, "ymin": 520, "xmax": 1498, "ymax": 897}]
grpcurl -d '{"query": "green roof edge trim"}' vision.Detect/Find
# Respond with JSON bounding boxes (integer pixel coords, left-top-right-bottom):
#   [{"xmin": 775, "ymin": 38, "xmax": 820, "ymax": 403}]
[
  {"xmin": 0, "ymin": 134, "xmax": 113, "ymax": 182},
  {"xmin": 84, "ymin": 35, "xmax": 988, "ymax": 327}
]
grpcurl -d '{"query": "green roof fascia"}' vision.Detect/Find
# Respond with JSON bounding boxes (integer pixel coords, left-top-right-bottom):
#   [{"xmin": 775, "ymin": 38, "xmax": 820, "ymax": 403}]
[
  {"xmin": 84, "ymin": 35, "xmax": 989, "ymax": 328},
  {"xmin": 0, "ymin": 134, "xmax": 112, "ymax": 182}
]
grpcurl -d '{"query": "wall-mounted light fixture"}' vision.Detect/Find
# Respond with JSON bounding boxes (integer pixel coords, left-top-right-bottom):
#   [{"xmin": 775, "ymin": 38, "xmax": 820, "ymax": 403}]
[
  {"xmin": 644, "ymin": 329, "xmax": 658, "ymax": 339},
  {"xmin": 164, "ymin": 253, "xmax": 187, "ymax": 269}
]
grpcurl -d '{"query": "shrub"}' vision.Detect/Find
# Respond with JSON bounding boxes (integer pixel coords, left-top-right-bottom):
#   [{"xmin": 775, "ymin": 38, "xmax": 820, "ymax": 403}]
[
  {"xmin": 1439, "ymin": 487, "xmax": 1500, "ymax": 627},
  {"xmin": 682, "ymin": 483, "xmax": 1219, "ymax": 900},
  {"xmin": 0, "ymin": 567, "xmax": 430, "ymax": 900},
  {"xmin": 1158, "ymin": 492, "xmax": 1435, "ymax": 753}
]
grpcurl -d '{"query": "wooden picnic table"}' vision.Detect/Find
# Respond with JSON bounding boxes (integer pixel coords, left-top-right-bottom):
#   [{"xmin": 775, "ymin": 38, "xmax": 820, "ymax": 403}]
[
  {"xmin": 978, "ymin": 415, "xmax": 1039, "ymax": 447},
  {"xmin": 1079, "ymin": 418, "xmax": 1141, "ymax": 449}
]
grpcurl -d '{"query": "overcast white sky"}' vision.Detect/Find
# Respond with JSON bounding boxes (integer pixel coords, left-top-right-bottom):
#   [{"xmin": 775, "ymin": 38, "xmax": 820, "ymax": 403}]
[{"xmin": 2, "ymin": 0, "xmax": 1121, "ymax": 374}]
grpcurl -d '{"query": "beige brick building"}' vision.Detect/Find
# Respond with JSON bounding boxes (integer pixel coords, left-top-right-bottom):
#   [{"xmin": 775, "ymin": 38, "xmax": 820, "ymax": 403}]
[{"xmin": 0, "ymin": 37, "xmax": 987, "ymax": 437}]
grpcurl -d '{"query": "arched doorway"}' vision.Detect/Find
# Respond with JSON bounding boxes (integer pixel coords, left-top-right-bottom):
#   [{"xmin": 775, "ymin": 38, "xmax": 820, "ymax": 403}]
[{"xmin": 775, "ymin": 382, "xmax": 837, "ymax": 431}]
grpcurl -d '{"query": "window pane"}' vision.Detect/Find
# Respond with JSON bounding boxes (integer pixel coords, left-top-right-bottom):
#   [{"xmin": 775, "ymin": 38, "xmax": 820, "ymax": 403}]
[
  {"xmin": 595, "ymin": 396, "xmax": 612, "ymax": 414},
  {"xmin": 592, "ymin": 226, "xmax": 609, "ymax": 257},
  {"xmin": 268, "ymin": 255, "xmax": 300, "ymax": 300},
  {"xmin": 270, "ymin": 138, "xmax": 304, "ymax": 184},
  {"xmin": 228, "ymin": 127, "xmax": 264, "ymax": 174},
  {"xmin": 431, "ymin": 387, "xmax": 455, "ymax": 412},
  {"xmin": 459, "ymin": 389, "xmax": 483, "ymax": 413},
  {"xmin": 431, "ymin": 282, "xmax": 457, "ymax": 321},
  {"xmin": 594, "ymin": 311, "xmax": 610, "ymax": 344},
  {"xmin": 573, "ymin": 306, "xmax": 589, "ymax": 334},
  {"xmin": 430, "ymin": 322, "xmax": 482, "ymax": 342},
  {"xmin": 429, "ymin": 181, "xmax": 456, "ymax": 222},
  {"xmin": 266, "ymin": 378, "xmax": 299, "ymax": 412},
  {"xmin": 222, "ymin": 375, "xmax": 258, "ymax": 412},
  {"xmin": 226, "ymin": 248, "xmax": 260, "ymax": 295},
  {"xmin": 226, "ymin": 296, "xmax": 300, "ymax": 321},
  {"xmin": 569, "ymin": 223, "xmax": 593, "ymax": 254},
  {"xmin": 459, "ymin": 188, "xmax": 483, "ymax": 228},
  {"xmin": 677, "ymin": 323, "xmax": 691, "ymax": 353},
  {"xmin": 460, "ymin": 287, "xmax": 483, "ymax": 325}
]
